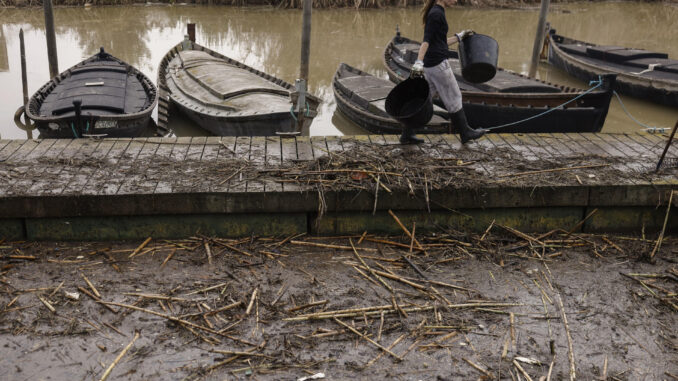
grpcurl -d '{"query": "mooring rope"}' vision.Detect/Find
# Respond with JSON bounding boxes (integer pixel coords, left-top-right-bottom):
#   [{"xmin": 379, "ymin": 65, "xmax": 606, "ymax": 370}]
[
  {"xmin": 482, "ymin": 76, "xmax": 605, "ymax": 131},
  {"xmin": 289, "ymin": 101, "xmax": 311, "ymax": 123},
  {"xmin": 70, "ymin": 122, "xmax": 79, "ymax": 138},
  {"xmin": 611, "ymin": 91, "xmax": 670, "ymax": 133}
]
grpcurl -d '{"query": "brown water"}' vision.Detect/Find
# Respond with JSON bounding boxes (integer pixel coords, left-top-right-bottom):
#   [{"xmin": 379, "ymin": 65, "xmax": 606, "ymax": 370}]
[{"xmin": 0, "ymin": 2, "xmax": 676, "ymax": 139}]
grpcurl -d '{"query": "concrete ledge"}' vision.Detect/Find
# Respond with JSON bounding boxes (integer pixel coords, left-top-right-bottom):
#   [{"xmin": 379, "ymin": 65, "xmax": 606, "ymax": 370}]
[
  {"xmin": 312, "ymin": 207, "xmax": 585, "ymax": 235},
  {"xmin": 24, "ymin": 213, "xmax": 306, "ymax": 241}
]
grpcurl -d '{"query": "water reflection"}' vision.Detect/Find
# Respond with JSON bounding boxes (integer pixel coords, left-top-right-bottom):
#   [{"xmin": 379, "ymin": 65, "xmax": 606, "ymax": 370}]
[{"xmin": 0, "ymin": 3, "xmax": 675, "ymax": 139}]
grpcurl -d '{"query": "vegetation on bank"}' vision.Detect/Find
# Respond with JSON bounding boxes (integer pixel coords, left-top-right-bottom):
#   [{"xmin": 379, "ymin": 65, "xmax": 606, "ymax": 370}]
[{"xmin": 4, "ymin": 0, "xmax": 674, "ymax": 9}]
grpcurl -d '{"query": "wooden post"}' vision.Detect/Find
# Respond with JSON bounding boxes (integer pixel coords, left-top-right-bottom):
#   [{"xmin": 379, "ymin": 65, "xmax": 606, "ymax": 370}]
[
  {"xmin": 528, "ymin": 0, "xmax": 550, "ymax": 78},
  {"xmin": 299, "ymin": 0, "xmax": 312, "ymax": 82},
  {"xmin": 295, "ymin": 0, "xmax": 312, "ymax": 132},
  {"xmin": 19, "ymin": 29, "xmax": 33, "ymax": 139},
  {"xmin": 655, "ymin": 119, "xmax": 678, "ymax": 172},
  {"xmin": 187, "ymin": 23, "xmax": 196, "ymax": 43},
  {"xmin": 43, "ymin": 0, "xmax": 59, "ymax": 78}
]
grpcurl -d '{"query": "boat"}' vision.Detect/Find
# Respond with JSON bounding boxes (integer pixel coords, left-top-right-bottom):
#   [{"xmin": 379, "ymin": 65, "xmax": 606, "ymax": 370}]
[
  {"xmin": 157, "ymin": 38, "xmax": 320, "ymax": 136},
  {"xmin": 25, "ymin": 48, "xmax": 157, "ymax": 138},
  {"xmin": 333, "ymin": 63, "xmax": 449, "ymax": 134},
  {"xmin": 383, "ymin": 32, "xmax": 617, "ymax": 133},
  {"xmin": 546, "ymin": 26, "xmax": 678, "ymax": 107}
]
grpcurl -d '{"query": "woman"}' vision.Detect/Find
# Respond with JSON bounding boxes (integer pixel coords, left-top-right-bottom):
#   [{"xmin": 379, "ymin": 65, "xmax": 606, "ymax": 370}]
[{"xmin": 407, "ymin": 0, "xmax": 486, "ymax": 145}]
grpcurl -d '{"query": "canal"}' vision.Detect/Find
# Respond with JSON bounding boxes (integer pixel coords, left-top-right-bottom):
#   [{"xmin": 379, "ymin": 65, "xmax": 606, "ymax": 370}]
[{"xmin": 0, "ymin": 2, "xmax": 676, "ymax": 139}]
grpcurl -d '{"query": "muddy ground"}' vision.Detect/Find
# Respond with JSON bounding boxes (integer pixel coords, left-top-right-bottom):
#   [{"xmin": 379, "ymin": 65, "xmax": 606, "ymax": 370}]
[{"xmin": 0, "ymin": 228, "xmax": 677, "ymax": 380}]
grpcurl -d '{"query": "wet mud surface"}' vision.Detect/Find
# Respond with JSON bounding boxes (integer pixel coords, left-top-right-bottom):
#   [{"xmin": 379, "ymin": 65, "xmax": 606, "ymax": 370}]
[{"xmin": 1, "ymin": 229, "xmax": 677, "ymax": 380}]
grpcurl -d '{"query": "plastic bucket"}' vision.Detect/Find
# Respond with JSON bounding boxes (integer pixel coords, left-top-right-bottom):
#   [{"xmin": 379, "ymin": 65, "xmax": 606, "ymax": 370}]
[
  {"xmin": 458, "ymin": 34, "xmax": 498, "ymax": 83},
  {"xmin": 385, "ymin": 77, "xmax": 433, "ymax": 129}
]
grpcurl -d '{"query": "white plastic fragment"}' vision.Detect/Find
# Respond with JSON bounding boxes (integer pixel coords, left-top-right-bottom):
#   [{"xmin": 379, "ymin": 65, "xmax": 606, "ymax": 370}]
[
  {"xmin": 297, "ymin": 373, "xmax": 325, "ymax": 381},
  {"xmin": 514, "ymin": 356, "xmax": 542, "ymax": 366},
  {"xmin": 64, "ymin": 291, "xmax": 80, "ymax": 301}
]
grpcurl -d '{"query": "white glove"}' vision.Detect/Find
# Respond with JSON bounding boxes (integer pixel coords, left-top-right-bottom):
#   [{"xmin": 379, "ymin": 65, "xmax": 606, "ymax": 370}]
[
  {"xmin": 411, "ymin": 60, "xmax": 424, "ymax": 78},
  {"xmin": 455, "ymin": 29, "xmax": 474, "ymax": 42}
]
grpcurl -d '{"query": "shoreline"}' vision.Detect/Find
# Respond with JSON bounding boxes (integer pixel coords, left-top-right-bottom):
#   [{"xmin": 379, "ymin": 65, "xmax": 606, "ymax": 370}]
[{"xmin": 3, "ymin": 0, "xmax": 676, "ymax": 10}]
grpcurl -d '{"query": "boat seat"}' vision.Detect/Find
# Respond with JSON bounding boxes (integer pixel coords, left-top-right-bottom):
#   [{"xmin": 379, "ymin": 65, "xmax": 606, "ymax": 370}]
[
  {"xmin": 658, "ymin": 62, "xmax": 678, "ymax": 75},
  {"xmin": 70, "ymin": 65, "xmax": 128, "ymax": 75},
  {"xmin": 558, "ymin": 43, "xmax": 588, "ymax": 56},
  {"xmin": 586, "ymin": 46, "xmax": 668, "ymax": 63},
  {"xmin": 625, "ymin": 57, "xmax": 678, "ymax": 70},
  {"xmin": 50, "ymin": 94, "xmax": 126, "ymax": 115},
  {"xmin": 337, "ymin": 76, "xmax": 393, "ymax": 106},
  {"xmin": 179, "ymin": 51, "xmax": 288, "ymax": 100}
]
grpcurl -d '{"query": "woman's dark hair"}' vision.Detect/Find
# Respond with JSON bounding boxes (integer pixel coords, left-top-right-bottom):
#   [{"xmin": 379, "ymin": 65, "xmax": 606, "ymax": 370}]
[{"xmin": 421, "ymin": 0, "xmax": 436, "ymax": 25}]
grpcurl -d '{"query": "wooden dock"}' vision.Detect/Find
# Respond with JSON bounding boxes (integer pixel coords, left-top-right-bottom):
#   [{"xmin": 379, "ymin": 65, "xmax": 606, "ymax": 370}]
[{"xmin": 0, "ymin": 132, "xmax": 675, "ymax": 240}]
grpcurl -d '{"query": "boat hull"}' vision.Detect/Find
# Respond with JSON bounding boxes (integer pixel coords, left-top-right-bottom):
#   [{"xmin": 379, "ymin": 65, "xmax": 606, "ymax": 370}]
[
  {"xmin": 158, "ymin": 41, "xmax": 320, "ymax": 136},
  {"xmin": 547, "ymin": 29, "xmax": 678, "ymax": 108},
  {"xmin": 383, "ymin": 34, "xmax": 615, "ymax": 133},
  {"xmin": 25, "ymin": 49, "xmax": 157, "ymax": 139}
]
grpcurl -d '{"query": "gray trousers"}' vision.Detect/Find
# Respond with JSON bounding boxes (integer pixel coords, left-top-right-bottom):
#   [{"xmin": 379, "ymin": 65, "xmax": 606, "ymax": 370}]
[{"xmin": 423, "ymin": 59, "xmax": 463, "ymax": 113}]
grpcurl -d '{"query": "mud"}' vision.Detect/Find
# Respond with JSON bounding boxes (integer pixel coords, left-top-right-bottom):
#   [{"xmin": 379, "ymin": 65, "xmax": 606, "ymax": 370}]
[{"xmin": 0, "ymin": 229, "xmax": 676, "ymax": 380}]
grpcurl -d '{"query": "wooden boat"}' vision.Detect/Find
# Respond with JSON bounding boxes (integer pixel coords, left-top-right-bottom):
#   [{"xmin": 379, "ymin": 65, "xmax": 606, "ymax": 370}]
[
  {"xmin": 383, "ymin": 33, "xmax": 617, "ymax": 133},
  {"xmin": 546, "ymin": 26, "xmax": 678, "ymax": 107},
  {"xmin": 25, "ymin": 48, "xmax": 157, "ymax": 138},
  {"xmin": 333, "ymin": 63, "xmax": 449, "ymax": 134},
  {"xmin": 157, "ymin": 38, "xmax": 320, "ymax": 136}
]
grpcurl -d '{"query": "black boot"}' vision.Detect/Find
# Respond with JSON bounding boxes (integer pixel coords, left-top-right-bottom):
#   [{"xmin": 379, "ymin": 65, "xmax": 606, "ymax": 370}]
[
  {"xmin": 450, "ymin": 109, "xmax": 487, "ymax": 144},
  {"xmin": 399, "ymin": 127, "xmax": 425, "ymax": 144}
]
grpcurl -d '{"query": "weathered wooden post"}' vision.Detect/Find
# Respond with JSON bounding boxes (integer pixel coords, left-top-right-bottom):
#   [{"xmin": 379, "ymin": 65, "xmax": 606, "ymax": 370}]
[
  {"xmin": 295, "ymin": 0, "xmax": 312, "ymax": 132},
  {"xmin": 187, "ymin": 23, "xmax": 196, "ymax": 43},
  {"xmin": 528, "ymin": 0, "xmax": 550, "ymax": 78},
  {"xmin": 43, "ymin": 0, "xmax": 59, "ymax": 78},
  {"xmin": 20, "ymin": 28, "xmax": 33, "ymax": 139}
]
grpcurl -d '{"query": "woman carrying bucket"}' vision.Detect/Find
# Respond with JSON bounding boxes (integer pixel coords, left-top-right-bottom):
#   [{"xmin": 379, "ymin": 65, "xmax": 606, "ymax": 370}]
[{"xmin": 409, "ymin": 0, "xmax": 487, "ymax": 144}]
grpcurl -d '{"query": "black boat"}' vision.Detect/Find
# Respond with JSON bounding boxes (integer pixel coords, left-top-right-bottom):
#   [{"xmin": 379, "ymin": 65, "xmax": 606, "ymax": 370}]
[
  {"xmin": 546, "ymin": 27, "xmax": 678, "ymax": 107},
  {"xmin": 383, "ymin": 33, "xmax": 617, "ymax": 133},
  {"xmin": 25, "ymin": 48, "xmax": 157, "ymax": 138},
  {"xmin": 157, "ymin": 38, "xmax": 320, "ymax": 136},
  {"xmin": 333, "ymin": 63, "xmax": 449, "ymax": 134}
]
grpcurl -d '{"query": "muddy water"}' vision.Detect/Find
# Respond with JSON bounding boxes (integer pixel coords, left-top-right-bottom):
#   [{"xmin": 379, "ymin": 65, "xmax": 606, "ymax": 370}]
[{"xmin": 0, "ymin": 3, "xmax": 676, "ymax": 139}]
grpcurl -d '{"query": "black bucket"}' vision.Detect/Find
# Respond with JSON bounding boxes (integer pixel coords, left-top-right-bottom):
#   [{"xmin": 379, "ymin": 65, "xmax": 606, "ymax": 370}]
[
  {"xmin": 458, "ymin": 34, "xmax": 498, "ymax": 83},
  {"xmin": 385, "ymin": 77, "xmax": 433, "ymax": 130}
]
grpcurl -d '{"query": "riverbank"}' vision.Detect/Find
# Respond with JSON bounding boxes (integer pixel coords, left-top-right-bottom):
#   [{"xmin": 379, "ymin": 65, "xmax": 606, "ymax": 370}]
[
  {"xmin": 3, "ymin": 0, "xmax": 677, "ymax": 9},
  {"xmin": 1, "ymin": 233, "xmax": 676, "ymax": 380}
]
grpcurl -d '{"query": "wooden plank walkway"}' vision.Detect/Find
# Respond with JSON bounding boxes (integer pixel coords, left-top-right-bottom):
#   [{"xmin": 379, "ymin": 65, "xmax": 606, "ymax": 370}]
[{"xmin": 0, "ymin": 133, "xmax": 675, "ymax": 239}]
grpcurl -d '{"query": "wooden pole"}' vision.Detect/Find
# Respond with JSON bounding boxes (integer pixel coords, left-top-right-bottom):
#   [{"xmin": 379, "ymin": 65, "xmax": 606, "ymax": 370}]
[
  {"xmin": 43, "ymin": 0, "xmax": 59, "ymax": 78},
  {"xmin": 295, "ymin": 0, "xmax": 312, "ymax": 132},
  {"xmin": 187, "ymin": 23, "xmax": 196, "ymax": 43},
  {"xmin": 19, "ymin": 29, "xmax": 33, "ymax": 139},
  {"xmin": 528, "ymin": 0, "xmax": 550, "ymax": 78},
  {"xmin": 655, "ymin": 119, "xmax": 678, "ymax": 172},
  {"xmin": 299, "ymin": 0, "xmax": 312, "ymax": 82}
]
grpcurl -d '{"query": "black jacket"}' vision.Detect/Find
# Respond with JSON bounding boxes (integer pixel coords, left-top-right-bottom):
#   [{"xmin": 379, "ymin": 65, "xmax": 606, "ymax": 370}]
[{"xmin": 423, "ymin": 4, "xmax": 449, "ymax": 68}]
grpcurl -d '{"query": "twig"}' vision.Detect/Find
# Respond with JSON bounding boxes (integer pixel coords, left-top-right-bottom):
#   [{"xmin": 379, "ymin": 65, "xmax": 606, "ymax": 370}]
[
  {"xmin": 128, "ymin": 237, "xmax": 152, "ymax": 258},
  {"xmin": 463, "ymin": 358, "xmax": 493, "ymax": 378},
  {"xmin": 37, "ymin": 295, "xmax": 56, "ymax": 313},
  {"xmin": 566, "ymin": 208, "xmax": 599, "ymax": 236},
  {"xmin": 160, "ymin": 249, "xmax": 176, "ymax": 268},
  {"xmin": 401, "ymin": 255, "xmax": 427, "ymax": 280},
  {"xmin": 387, "ymin": 210, "xmax": 424, "ymax": 251},
  {"xmin": 99, "ymin": 331, "xmax": 140, "ymax": 381},
  {"xmin": 500, "ymin": 163, "xmax": 609, "ymax": 177},
  {"xmin": 333, "ymin": 318, "xmax": 402, "ymax": 361},
  {"xmin": 650, "ymin": 190, "xmax": 674, "ymax": 261},
  {"xmin": 78, "ymin": 286, "xmax": 118, "ymax": 313},
  {"xmin": 81, "ymin": 273, "xmax": 101, "ymax": 298},
  {"xmin": 512, "ymin": 359, "xmax": 534, "ymax": 381},
  {"xmin": 557, "ymin": 294, "xmax": 576, "ymax": 381},
  {"xmin": 290, "ymin": 240, "xmax": 377, "ymax": 252},
  {"xmin": 246, "ymin": 288, "xmax": 258, "ymax": 315},
  {"xmin": 365, "ymin": 333, "xmax": 407, "ymax": 367},
  {"xmin": 349, "ymin": 239, "xmax": 393, "ymax": 293}
]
